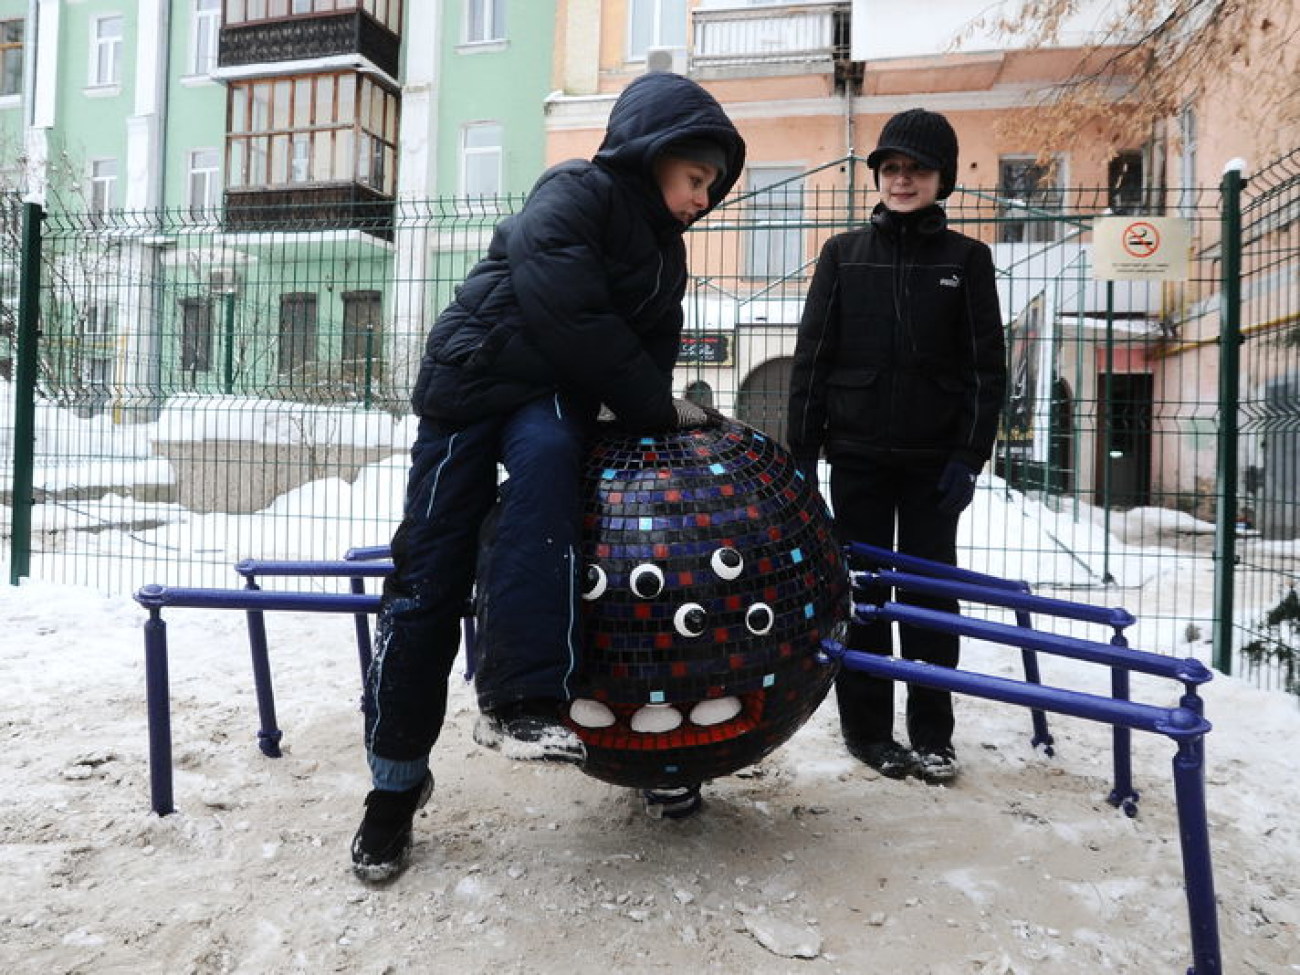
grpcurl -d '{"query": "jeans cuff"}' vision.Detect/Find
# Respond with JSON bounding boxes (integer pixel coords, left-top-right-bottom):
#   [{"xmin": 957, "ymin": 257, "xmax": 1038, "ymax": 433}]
[{"xmin": 368, "ymin": 752, "xmax": 429, "ymax": 792}]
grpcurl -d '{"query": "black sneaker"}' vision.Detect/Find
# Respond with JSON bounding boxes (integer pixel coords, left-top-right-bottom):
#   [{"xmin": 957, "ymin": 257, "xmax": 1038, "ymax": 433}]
[
  {"xmin": 915, "ymin": 746, "xmax": 960, "ymax": 785},
  {"xmin": 350, "ymin": 773, "xmax": 434, "ymax": 883},
  {"xmin": 845, "ymin": 735, "xmax": 920, "ymax": 780},
  {"xmin": 473, "ymin": 699, "xmax": 586, "ymax": 764},
  {"xmin": 640, "ymin": 784, "xmax": 703, "ymax": 820}
]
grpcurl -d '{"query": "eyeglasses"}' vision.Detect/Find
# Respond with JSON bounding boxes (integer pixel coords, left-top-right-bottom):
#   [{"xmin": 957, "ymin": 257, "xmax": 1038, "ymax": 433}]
[{"xmin": 878, "ymin": 160, "xmax": 937, "ymax": 179}]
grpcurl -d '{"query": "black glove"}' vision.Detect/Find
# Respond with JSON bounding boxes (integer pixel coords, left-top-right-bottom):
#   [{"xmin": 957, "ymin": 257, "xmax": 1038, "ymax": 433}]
[
  {"xmin": 794, "ymin": 451, "xmax": 821, "ymax": 494},
  {"xmin": 937, "ymin": 459, "xmax": 979, "ymax": 515},
  {"xmin": 672, "ymin": 397, "xmax": 722, "ymax": 430}
]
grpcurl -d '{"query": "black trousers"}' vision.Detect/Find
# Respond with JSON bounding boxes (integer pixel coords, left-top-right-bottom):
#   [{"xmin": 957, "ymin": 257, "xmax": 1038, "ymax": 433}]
[{"xmin": 829, "ymin": 457, "xmax": 962, "ymax": 752}]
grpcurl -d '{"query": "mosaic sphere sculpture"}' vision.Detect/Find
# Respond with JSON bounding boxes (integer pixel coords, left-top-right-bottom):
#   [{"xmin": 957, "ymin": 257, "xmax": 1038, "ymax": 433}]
[{"xmin": 567, "ymin": 417, "xmax": 849, "ymax": 789}]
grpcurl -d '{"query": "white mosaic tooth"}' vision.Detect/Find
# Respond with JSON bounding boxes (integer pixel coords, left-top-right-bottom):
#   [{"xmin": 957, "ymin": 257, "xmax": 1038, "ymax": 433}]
[
  {"xmin": 569, "ymin": 698, "xmax": 616, "ymax": 729},
  {"xmin": 689, "ymin": 696, "xmax": 742, "ymax": 726},
  {"xmin": 630, "ymin": 704, "xmax": 683, "ymax": 733}
]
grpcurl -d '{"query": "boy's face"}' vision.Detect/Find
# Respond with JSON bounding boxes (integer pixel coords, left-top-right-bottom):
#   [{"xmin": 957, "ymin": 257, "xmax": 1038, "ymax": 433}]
[
  {"xmin": 876, "ymin": 152, "xmax": 941, "ymax": 213},
  {"xmin": 655, "ymin": 157, "xmax": 719, "ymax": 226}
]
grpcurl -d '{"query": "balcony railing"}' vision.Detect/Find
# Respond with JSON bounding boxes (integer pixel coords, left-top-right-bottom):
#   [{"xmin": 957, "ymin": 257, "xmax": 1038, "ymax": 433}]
[{"xmin": 691, "ymin": 2, "xmax": 849, "ymax": 76}]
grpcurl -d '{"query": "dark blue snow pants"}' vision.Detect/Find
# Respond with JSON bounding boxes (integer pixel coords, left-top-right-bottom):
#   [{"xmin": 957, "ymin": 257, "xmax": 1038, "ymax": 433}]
[{"xmin": 363, "ymin": 394, "xmax": 592, "ymax": 771}]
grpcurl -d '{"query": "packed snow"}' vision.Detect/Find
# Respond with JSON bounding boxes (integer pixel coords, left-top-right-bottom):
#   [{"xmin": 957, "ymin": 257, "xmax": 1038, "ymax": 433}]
[{"xmin": 2, "ymin": 445, "xmax": 1299, "ymax": 974}]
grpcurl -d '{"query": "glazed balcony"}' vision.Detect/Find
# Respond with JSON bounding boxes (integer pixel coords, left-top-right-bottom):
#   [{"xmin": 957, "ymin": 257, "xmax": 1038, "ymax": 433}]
[{"xmin": 218, "ymin": 6, "xmax": 401, "ymax": 81}]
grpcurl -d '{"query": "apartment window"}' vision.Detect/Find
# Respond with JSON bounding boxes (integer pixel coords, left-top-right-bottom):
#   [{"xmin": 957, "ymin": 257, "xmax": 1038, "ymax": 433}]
[
  {"xmin": 461, "ymin": 123, "xmax": 502, "ymax": 198},
  {"xmin": 224, "ymin": 1, "xmax": 404, "ymax": 34},
  {"xmin": 85, "ymin": 302, "xmax": 117, "ymax": 337},
  {"xmin": 629, "ymin": 0, "xmax": 686, "ymax": 59},
  {"xmin": 89, "ymin": 159, "xmax": 118, "ymax": 217},
  {"xmin": 227, "ymin": 73, "xmax": 399, "ymax": 196},
  {"xmin": 745, "ymin": 167, "xmax": 804, "ymax": 280},
  {"xmin": 91, "ymin": 15, "xmax": 124, "ymax": 87},
  {"xmin": 278, "ymin": 293, "xmax": 318, "ymax": 376},
  {"xmin": 466, "ymin": 0, "xmax": 505, "ymax": 43},
  {"xmin": 1107, "ymin": 151, "xmax": 1145, "ymax": 215},
  {"xmin": 81, "ymin": 355, "xmax": 113, "ymax": 415},
  {"xmin": 341, "ymin": 290, "xmax": 382, "ymax": 366},
  {"xmin": 180, "ymin": 298, "xmax": 214, "ymax": 373},
  {"xmin": 1, "ymin": 20, "xmax": 23, "ymax": 97},
  {"xmin": 191, "ymin": 0, "xmax": 220, "ymax": 75},
  {"xmin": 186, "ymin": 149, "xmax": 221, "ymax": 219},
  {"xmin": 997, "ymin": 156, "xmax": 1063, "ymax": 244}
]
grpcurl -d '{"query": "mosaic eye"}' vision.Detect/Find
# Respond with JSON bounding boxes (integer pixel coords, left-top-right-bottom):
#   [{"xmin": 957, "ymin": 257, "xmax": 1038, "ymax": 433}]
[
  {"xmin": 630, "ymin": 563, "xmax": 665, "ymax": 599},
  {"xmin": 673, "ymin": 602, "xmax": 708, "ymax": 637},
  {"xmin": 745, "ymin": 602, "xmax": 774, "ymax": 635},
  {"xmin": 710, "ymin": 546, "xmax": 744, "ymax": 580},
  {"xmin": 581, "ymin": 564, "xmax": 608, "ymax": 601}
]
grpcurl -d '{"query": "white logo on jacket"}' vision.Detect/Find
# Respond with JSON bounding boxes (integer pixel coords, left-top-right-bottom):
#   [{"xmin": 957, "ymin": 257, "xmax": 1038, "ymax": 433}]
[{"xmin": 939, "ymin": 275, "xmax": 961, "ymax": 288}]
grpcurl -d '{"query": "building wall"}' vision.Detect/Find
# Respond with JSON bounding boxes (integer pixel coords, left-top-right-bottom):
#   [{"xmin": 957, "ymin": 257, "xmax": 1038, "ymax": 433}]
[
  {"xmin": 436, "ymin": 0, "xmax": 556, "ymax": 196},
  {"xmin": 0, "ymin": 0, "xmax": 226, "ymax": 211},
  {"xmin": 161, "ymin": 1, "xmax": 226, "ymax": 213}
]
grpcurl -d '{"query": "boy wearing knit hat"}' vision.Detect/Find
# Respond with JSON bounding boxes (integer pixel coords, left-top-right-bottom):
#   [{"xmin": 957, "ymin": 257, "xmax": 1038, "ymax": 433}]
[{"xmin": 787, "ymin": 108, "xmax": 1006, "ymax": 784}]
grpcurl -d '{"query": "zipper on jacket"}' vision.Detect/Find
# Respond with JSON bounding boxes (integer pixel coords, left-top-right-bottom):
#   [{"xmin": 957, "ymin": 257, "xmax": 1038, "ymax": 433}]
[{"xmin": 629, "ymin": 252, "xmax": 665, "ymax": 318}]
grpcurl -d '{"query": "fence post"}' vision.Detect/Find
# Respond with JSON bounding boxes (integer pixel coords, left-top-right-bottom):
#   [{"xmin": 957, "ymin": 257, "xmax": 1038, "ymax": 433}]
[
  {"xmin": 9, "ymin": 201, "xmax": 43, "ymax": 585},
  {"xmin": 1212, "ymin": 162, "xmax": 1246, "ymax": 675}
]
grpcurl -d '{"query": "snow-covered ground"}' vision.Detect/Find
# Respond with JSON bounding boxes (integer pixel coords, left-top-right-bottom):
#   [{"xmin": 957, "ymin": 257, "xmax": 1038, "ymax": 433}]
[{"xmin": 2, "ymin": 452, "xmax": 1298, "ymax": 973}]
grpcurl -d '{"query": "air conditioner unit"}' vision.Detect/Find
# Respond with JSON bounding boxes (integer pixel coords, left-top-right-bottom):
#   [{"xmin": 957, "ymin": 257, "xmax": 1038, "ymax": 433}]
[
  {"xmin": 209, "ymin": 268, "xmax": 239, "ymax": 295},
  {"xmin": 645, "ymin": 46, "xmax": 687, "ymax": 75}
]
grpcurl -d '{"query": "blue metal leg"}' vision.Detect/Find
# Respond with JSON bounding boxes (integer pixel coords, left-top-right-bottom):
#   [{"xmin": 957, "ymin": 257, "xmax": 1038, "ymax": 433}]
[
  {"xmin": 1172, "ymin": 735, "xmax": 1222, "ymax": 974},
  {"xmin": 1108, "ymin": 666, "xmax": 1139, "ymax": 816},
  {"xmin": 243, "ymin": 604, "xmax": 283, "ymax": 758},
  {"xmin": 350, "ymin": 575, "xmax": 373, "ymax": 692},
  {"xmin": 1018, "ymin": 647, "xmax": 1055, "ymax": 756},
  {"xmin": 142, "ymin": 609, "xmax": 175, "ymax": 816}
]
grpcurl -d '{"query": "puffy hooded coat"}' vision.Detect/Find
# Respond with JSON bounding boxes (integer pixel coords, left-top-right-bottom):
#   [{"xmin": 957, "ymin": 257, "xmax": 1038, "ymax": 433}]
[
  {"xmin": 787, "ymin": 203, "xmax": 1007, "ymax": 470},
  {"xmin": 411, "ymin": 72, "xmax": 746, "ymax": 430}
]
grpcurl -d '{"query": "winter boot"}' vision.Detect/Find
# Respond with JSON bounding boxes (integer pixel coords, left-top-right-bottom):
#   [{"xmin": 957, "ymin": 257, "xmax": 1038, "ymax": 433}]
[
  {"xmin": 473, "ymin": 699, "xmax": 586, "ymax": 764},
  {"xmin": 350, "ymin": 773, "xmax": 434, "ymax": 883}
]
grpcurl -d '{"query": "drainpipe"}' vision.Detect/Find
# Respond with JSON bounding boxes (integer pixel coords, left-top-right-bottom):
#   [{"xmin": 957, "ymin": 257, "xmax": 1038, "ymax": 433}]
[{"xmin": 843, "ymin": 78, "xmax": 856, "ymax": 227}]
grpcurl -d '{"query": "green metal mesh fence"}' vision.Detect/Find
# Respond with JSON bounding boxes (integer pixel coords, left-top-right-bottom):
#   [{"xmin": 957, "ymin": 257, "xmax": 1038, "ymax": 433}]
[
  {"xmin": 1234, "ymin": 150, "xmax": 1300, "ymax": 692},
  {"xmin": 3, "ymin": 155, "xmax": 1299, "ymax": 692}
]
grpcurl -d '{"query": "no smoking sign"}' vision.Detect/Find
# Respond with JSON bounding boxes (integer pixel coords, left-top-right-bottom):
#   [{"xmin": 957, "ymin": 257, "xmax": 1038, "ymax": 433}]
[{"xmin": 1093, "ymin": 216, "xmax": 1191, "ymax": 281}]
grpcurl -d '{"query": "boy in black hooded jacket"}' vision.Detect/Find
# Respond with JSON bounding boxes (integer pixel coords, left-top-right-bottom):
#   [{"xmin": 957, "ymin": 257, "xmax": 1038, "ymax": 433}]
[
  {"xmin": 787, "ymin": 109, "xmax": 1005, "ymax": 786},
  {"xmin": 352, "ymin": 72, "xmax": 746, "ymax": 882}
]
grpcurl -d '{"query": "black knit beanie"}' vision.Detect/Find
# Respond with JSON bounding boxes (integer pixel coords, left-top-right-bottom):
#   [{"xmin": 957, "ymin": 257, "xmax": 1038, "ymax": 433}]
[
  {"xmin": 866, "ymin": 108, "xmax": 959, "ymax": 200},
  {"xmin": 659, "ymin": 136, "xmax": 729, "ymax": 184}
]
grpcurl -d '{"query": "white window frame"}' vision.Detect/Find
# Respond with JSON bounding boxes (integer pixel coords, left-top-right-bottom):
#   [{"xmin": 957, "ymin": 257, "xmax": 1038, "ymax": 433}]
[
  {"xmin": 190, "ymin": 0, "xmax": 221, "ymax": 76},
  {"xmin": 460, "ymin": 122, "xmax": 502, "ymax": 199},
  {"xmin": 628, "ymin": 0, "xmax": 687, "ymax": 61},
  {"xmin": 91, "ymin": 15, "xmax": 124, "ymax": 88},
  {"xmin": 187, "ymin": 148, "xmax": 221, "ymax": 219},
  {"xmin": 997, "ymin": 155, "xmax": 1065, "ymax": 245},
  {"xmin": 465, "ymin": 0, "xmax": 506, "ymax": 44},
  {"xmin": 89, "ymin": 159, "xmax": 118, "ymax": 216},
  {"xmin": 744, "ymin": 166, "xmax": 805, "ymax": 280},
  {"xmin": 1, "ymin": 19, "xmax": 23, "ymax": 98}
]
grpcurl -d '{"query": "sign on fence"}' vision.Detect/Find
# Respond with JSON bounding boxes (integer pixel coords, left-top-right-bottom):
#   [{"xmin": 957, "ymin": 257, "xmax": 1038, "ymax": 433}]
[
  {"xmin": 678, "ymin": 332, "xmax": 733, "ymax": 366},
  {"xmin": 1092, "ymin": 216, "xmax": 1192, "ymax": 281}
]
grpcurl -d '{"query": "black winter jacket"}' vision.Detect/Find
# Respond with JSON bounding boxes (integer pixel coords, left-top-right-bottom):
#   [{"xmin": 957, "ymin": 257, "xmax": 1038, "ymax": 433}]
[
  {"xmin": 787, "ymin": 203, "xmax": 1007, "ymax": 470},
  {"xmin": 411, "ymin": 73, "xmax": 746, "ymax": 430}
]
